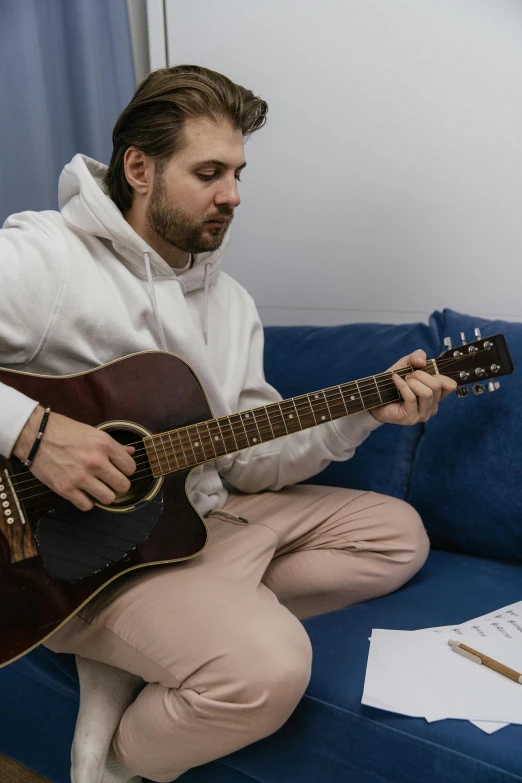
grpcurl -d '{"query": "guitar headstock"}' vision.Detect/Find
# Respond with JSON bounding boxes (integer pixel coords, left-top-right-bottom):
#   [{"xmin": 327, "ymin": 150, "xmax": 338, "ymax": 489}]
[{"xmin": 437, "ymin": 329, "xmax": 514, "ymax": 397}]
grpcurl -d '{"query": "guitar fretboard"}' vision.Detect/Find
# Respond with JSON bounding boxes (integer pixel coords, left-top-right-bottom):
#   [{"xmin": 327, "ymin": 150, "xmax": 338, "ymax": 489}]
[{"xmin": 145, "ymin": 361, "xmax": 439, "ymax": 477}]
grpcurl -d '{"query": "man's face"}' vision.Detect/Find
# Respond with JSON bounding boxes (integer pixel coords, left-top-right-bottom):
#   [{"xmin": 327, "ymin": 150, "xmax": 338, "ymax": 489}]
[{"xmin": 146, "ymin": 116, "xmax": 245, "ymax": 255}]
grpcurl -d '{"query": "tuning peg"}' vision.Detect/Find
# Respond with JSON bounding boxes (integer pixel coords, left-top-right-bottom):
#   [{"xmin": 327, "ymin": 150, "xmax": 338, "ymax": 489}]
[
  {"xmin": 472, "ymin": 383, "xmax": 485, "ymax": 395},
  {"xmin": 487, "ymin": 381, "xmax": 500, "ymax": 392},
  {"xmin": 443, "ymin": 336, "xmax": 453, "ymax": 350},
  {"xmin": 456, "ymin": 387, "xmax": 469, "ymax": 398},
  {"xmin": 460, "ymin": 332, "xmax": 467, "ymax": 345},
  {"xmin": 474, "ymin": 328, "xmax": 482, "ymax": 340}
]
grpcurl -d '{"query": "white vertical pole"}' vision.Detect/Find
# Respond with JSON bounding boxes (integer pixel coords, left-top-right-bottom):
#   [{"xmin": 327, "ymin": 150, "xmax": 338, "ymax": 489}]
[{"xmin": 146, "ymin": 0, "xmax": 167, "ymax": 70}]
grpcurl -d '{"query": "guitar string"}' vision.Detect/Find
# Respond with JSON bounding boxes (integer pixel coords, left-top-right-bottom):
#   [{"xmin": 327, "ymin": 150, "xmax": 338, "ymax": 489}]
[
  {"xmin": 7, "ymin": 356, "xmax": 472, "ymax": 496},
  {"xmin": 3, "ymin": 364, "xmax": 425, "ymax": 489},
  {"xmin": 6, "ymin": 346, "xmax": 490, "ymax": 491},
  {"xmin": 9, "ymin": 375, "xmax": 488, "ymax": 510},
  {"xmin": 7, "ymin": 366, "xmax": 496, "ymax": 508},
  {"xmin": 6, "ymin": 347, "xmax": 491, "ymax": 491},
  {"xmin": 13, "ymin": 376, "xmax": 493, "ymax": 511},
  {"xmin": 12, "ymin": 367, "xmax": 448, "ymax": 511},
  {"xmin": 7, "ymin": 355, "xmax": 494, "ymax": 507},
  {"xmin": 5, "ymin": 348, "xmax": 497, "ymax": 505}
]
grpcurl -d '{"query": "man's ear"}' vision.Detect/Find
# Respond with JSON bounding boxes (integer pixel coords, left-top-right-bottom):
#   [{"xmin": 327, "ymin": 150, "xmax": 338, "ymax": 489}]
[{"xmin": 124, "ymin": 147, "xmax": 153, "ymax": 197}]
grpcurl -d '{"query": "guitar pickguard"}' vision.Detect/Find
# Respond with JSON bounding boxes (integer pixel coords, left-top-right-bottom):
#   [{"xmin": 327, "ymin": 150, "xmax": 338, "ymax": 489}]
[{"xmin": 33, "ymin": 493, "xmax": 163, "ymax": 583}]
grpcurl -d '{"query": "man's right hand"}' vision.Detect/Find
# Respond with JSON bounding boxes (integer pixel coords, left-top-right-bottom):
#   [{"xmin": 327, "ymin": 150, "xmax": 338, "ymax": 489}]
[{"xmin": 13, "ymin": 405, "xmax": 136, "ymax": 511}]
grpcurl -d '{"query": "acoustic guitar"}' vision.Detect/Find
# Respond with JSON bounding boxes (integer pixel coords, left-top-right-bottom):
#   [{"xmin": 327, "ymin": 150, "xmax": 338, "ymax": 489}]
[{"xmin": 0, "ymin": 330, "xmax": 513, "ymax": 666}]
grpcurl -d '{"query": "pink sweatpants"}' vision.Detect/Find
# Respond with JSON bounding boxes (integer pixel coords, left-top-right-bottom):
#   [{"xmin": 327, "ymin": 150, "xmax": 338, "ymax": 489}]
[{"xmin": 45, "ymin": 484, "xmax": 429, "ymax": 782}]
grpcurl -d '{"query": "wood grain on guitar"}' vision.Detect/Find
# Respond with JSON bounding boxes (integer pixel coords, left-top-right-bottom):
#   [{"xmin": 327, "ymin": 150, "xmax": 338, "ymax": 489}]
[{"xmin": 0, "ymin": 336, "xmax": 514, "ymax": 667}]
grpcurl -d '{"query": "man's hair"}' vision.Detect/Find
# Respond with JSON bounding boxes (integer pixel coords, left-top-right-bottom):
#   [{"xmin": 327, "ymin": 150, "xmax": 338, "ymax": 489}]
[{"xmin": 104, "ymin": 64, "xmax": 268, "ymax": 212}]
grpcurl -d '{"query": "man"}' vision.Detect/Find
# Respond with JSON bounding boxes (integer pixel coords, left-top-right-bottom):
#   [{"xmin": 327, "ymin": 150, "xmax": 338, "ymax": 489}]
[{"xmin": 1, "ymin": 65, "xmax": 456, "ymax": 783}]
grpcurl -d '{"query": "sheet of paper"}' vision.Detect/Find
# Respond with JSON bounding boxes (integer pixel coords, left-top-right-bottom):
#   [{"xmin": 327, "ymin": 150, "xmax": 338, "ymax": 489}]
[
  {"xmin": 362, "ymin": 630, "xmax": 522, "ymax": 724},
  {"xmin": 471, "ymin": 721, "xmax": 507, "ymax": 734},
  {"xmin": 422, "ymin": 601, "xmax": 522, "ymax": 639},
  {"xmin": 425, "ymin": 715, "xmax": 506, "ymax": 734},
  {"xmin": 419, "ymin": 601, "xmax": 522, "ymax": 732}
]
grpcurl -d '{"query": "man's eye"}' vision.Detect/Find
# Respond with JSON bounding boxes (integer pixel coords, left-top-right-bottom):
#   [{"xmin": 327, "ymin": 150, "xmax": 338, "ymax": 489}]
[{"xmin": 197, "ymin": 173, "xmax": 242, "ymax": 182}]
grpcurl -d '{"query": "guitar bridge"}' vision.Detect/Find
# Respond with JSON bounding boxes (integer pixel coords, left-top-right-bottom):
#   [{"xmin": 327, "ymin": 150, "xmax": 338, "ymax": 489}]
[{"xmin": 1, "ymin": 468, "xmax": 39, "ymax": 562}]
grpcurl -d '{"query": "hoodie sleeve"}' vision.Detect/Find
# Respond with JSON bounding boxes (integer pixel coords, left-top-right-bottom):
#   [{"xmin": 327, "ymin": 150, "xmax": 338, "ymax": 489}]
[
  {"xmin": 217, "ymin": 299, "xmax": 382, "ymax": 493},
  {"xmin": 0, "ymin": 212, "xmax": 64, "ymax": 457}
]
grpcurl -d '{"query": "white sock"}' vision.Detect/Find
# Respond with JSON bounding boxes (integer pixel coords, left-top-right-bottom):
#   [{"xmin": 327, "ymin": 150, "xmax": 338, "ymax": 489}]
[
  {"xmin": 102, "ymin": 747, "xmax": 142, "ymax": 783},
  {"xmin": 70, "ymin": 655, "xmax": 144, "ymax": 783}
]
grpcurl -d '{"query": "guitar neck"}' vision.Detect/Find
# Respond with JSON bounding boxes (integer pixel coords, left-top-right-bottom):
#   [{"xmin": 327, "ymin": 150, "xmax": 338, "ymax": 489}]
[{"xmin": 144, "ymin": 360, "xmax": 439, "ymax": 477}]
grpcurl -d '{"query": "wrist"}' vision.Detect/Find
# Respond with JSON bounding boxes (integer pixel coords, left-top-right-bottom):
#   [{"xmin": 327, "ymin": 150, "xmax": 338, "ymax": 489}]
[{"xmin": 13, "ymin": 404, "xmax": 45, "ymax": 460}]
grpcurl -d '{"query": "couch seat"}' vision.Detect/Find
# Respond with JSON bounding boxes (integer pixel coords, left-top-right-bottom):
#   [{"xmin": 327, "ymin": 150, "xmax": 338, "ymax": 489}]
[
  {"xmin": 3, "ymin": 550, "xmax": 521, "ymax": 783},
  {"xmin": 180, "ymin": 549, "xmax": 522, "ymax": 783}
]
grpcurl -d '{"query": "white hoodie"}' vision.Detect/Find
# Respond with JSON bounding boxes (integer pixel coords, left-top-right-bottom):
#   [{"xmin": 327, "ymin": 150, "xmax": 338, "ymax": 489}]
[{"xmin": 0, "ymin": 154, "xmax": 381, "ymax": 516}]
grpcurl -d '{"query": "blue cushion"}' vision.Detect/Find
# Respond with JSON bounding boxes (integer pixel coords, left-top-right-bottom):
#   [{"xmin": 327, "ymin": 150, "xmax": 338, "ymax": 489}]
[
  {"xmin": 179, "ymin": 550, "xmax": 522, "ymax": 783},
  {"xmin": 6, "ymin": 552, "xmax": 521, "ymax": 783},
  {"xmin": 407, "ymin": 309, "xmax": 522, "ymax": 561},
  {"xmin": 263, "ymin": 316, "xmax": 442, "ymax": 499}
]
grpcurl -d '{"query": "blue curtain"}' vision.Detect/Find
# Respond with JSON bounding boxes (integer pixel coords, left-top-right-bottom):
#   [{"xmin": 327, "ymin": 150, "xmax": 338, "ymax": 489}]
[{"xmin": 0, "ymin": 0, "xmax": 136, "ymax": 223}]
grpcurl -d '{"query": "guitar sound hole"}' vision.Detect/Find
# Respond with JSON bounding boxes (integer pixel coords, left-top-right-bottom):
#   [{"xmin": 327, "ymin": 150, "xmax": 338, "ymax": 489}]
[{"xmin": 100, "ymin": 425, "xmax": 156, "ymax": 507}]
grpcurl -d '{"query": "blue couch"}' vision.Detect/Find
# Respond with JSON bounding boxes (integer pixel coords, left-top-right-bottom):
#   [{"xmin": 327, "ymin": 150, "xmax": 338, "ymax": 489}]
[{"xmin": 1, "ymin": 308, "xmax": 521, "ymax": 783}]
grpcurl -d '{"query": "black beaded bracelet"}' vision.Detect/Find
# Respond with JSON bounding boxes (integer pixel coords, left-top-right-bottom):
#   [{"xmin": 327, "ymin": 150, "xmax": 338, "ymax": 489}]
[{"xmin": 22, "ymin": 407, "xmax": 51, "ymax": 468}]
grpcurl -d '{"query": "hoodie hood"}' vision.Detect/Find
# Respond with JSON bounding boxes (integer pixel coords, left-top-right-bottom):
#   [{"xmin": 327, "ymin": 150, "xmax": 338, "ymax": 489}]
[{"xmin": 58, "ymin": 153, "xmax": 230, "ymax": 293}]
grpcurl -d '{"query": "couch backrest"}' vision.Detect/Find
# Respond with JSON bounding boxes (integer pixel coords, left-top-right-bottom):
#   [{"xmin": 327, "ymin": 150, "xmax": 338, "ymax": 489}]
[
  {"xmin": 407, "ymin": 309, "xmax": 522, "ymax": 562},
  {"xmin": 264, "ymin": 309, "xmax": 522, "ymax": 562},
  {"xmin": 263, "ymin": 315, "xmax": 442, "ymax": 500}
]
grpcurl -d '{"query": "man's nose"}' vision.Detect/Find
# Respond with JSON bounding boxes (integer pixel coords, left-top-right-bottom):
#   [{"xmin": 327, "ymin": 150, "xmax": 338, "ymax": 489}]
[{"xmin": 215, "ymin": 178, "xmax": 241, "ymax": 209}]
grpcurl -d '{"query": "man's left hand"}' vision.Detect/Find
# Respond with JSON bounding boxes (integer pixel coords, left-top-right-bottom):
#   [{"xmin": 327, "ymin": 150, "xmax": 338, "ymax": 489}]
[{"xmin": 370, "ymin": 349, "xmax": 458, "ymax": 426}]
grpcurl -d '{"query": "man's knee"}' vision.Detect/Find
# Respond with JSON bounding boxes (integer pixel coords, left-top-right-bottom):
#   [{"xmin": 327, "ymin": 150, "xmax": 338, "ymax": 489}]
[
  {"xmin": 114, "ymin": 616, "xmax": 313, "ymax": 782},
  {"xmin": 227, "ymin": 622, "xmax": 313, "ymax": 739},
  {"xmin": 381, "ymin": 496, "xmax": 430, "ymax": 588}
]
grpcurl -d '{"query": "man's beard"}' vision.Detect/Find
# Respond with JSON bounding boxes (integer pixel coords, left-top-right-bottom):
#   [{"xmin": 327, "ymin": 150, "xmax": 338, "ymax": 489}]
[{"xmin": 146, "ymin": 171, "xmax": 230, "ymax": 254}]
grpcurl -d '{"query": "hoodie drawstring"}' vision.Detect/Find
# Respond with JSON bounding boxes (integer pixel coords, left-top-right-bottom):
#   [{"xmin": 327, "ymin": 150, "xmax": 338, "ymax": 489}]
[
  {"xmin": 203, "ymin": 262, "xmax": 211, "ymax": 346},
  {"xmin": 143, "ymin": 251, "xmax": 168, "ymax": 351},
  {"xmin": 143, "ymin": 251, "xmax": 212, "ymax": 350}
]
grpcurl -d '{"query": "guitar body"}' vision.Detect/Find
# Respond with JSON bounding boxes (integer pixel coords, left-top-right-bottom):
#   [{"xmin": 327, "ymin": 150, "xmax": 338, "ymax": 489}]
[{"xmin": 0, "ymin": 352, "xmax": 211, "ymax": 667}]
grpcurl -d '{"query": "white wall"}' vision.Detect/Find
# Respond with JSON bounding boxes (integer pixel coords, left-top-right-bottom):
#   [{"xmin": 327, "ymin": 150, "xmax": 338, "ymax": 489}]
[{"xmin": 153, "ymin": 0, "xmax": 522, "ymax": 326}]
